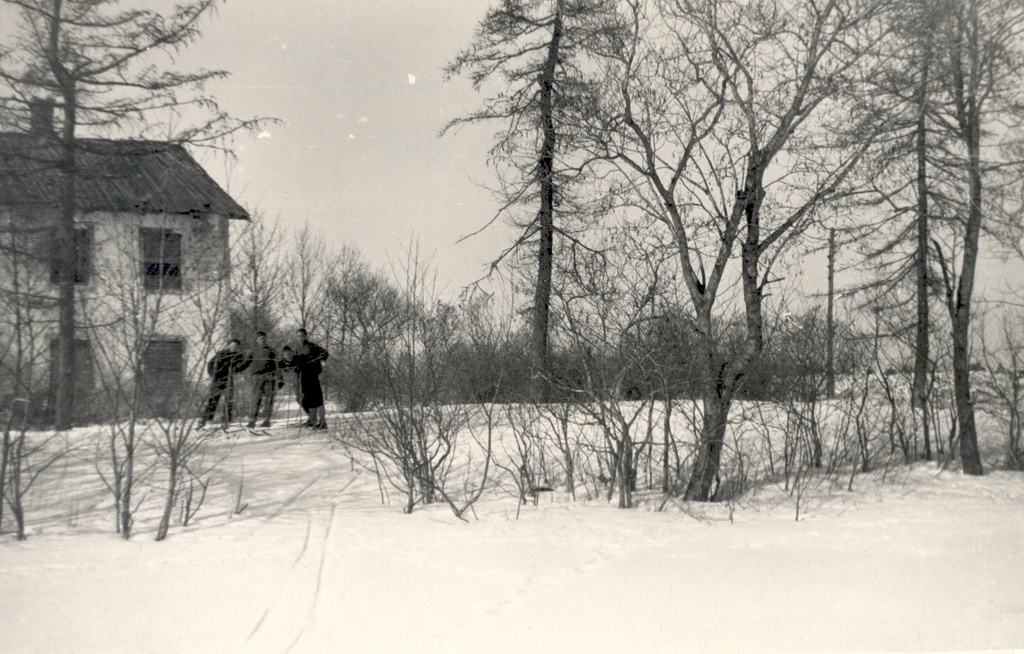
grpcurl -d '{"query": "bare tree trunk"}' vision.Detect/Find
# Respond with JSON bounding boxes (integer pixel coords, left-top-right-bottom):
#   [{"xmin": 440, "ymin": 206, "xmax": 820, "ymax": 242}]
[
  {"xmin": 532, "ymin": 0, "xmax": 564, "ymax": 390},
  {"xmin": 617, "ymin": 416, "xmax": 633, "ymax": 508},
  {"xmin": 1, "ymin": 418, "xmax": 12, "ymax": 534},
  {"xmin": 661, "ymin": 398, "xmax": 672, "ymax": 493},
  {"xmin": 9, "ymin": 437, "xmax": 26, "ymax": 540},
  {"xmin": 54, "ymin": 92, "xmax": 79, "ymax": 430},
  {"xmin": 156, "ymin": 453, "xmax": 178, "ymax": 541},
  {"xmin": 913, "ymin": 56, "xmax": 933, "ymax": 461},
  {"xmin": 950, "ymin": 0, "xmax": 985, "ymax": 477},
  {"xmin": 685, "ymin": 390, "xmax": 731, "ymax": 501},
  {"xmin": 121, "ymin": 404, "xmax": 137, "ymax": 539},
  {"xmin": 684, "ymin": 182, "xmax": 765, "ymax": 501}
]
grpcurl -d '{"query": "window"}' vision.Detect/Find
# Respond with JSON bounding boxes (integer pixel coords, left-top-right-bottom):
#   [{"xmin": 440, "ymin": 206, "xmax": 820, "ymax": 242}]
[
  {"xmin": 140, "ymin": 228, "xmax": 182, "ymax": 290},
  {"xmin": 141, "ymin": 340, "xmax": 185, "ymax": 414},
  {"xmin": 50, "ymin": 227, "xmax": 92, "ymax": 284}
]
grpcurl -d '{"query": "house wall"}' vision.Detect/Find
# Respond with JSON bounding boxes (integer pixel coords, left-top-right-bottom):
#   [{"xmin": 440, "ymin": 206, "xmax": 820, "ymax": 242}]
[
  {"xmin": 0, "ymin": 208, "xmax": 235, "ymax": 420},
  {"xmin": 82, "ymin": 209, "xmax": 232, "ymax": 373}
]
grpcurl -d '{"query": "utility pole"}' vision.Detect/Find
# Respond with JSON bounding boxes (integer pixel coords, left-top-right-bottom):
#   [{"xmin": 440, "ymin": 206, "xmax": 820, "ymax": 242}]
[{"xmin": 826, "ymin": 228, "xmax": 836, "ymax": 398}]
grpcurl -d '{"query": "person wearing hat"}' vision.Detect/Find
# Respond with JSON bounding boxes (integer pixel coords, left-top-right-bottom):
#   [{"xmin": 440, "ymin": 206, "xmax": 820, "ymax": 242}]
[
  {"xmin": 245, "ymin": 331, "xmax": 283, "ymax": 429},
  {"xmin": 199, "ymin": 337, "xmax": 247, "ymax": 428}
]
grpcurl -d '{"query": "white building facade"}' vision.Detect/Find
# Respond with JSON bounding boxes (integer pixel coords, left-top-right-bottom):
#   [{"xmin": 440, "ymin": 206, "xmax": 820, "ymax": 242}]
[{"xmin": 0, "ymin": 133, "xmax": 247, "ymax": 422}]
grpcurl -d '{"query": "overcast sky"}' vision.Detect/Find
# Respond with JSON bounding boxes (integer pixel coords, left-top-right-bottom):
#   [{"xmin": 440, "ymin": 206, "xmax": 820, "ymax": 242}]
[{"xmin": 185, "ymin": 0, "xmax": 512, "ymax": 294}]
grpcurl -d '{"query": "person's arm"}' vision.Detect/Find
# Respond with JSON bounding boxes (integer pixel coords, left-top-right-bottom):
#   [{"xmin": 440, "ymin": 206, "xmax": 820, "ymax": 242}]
[
  {"xmin": 313, "ymin": 343, "xmax": 329, "ymax": 364},
  {"xmin": 234, "ymin": 352, "xmax": 252, "ymax": 373},
  {"xmin": 274, "ymin": 353, "xmax": 284, "ymax": 387}
]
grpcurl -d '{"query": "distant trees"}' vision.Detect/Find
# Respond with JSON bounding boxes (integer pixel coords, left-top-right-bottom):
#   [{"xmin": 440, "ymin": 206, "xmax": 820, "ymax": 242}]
[
  {"xmin": 231, "ymin": 211, "xmax": 286, "ymax": 341},
  {"xmin": 976, "ymin": 310, "xmax": 1024, "ymax": 471}
]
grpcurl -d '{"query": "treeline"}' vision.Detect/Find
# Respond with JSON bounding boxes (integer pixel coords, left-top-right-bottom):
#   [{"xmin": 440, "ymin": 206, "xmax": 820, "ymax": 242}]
[{"xmin": 230, "ymin": 220, "xmax": 859, "ymax": 410}]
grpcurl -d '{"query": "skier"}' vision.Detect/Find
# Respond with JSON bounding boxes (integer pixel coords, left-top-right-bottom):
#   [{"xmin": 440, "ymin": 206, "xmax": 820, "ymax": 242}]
[
  {"xmin": 283, "ymin": 341, "xmax": 327, "ymax": 429},
  {"xmin": 198, "ymin": 338, "xmax": 246, "ymax": 428},
  {"xmin": 245, "ymin": 331, "xmax": 283, "ymax": 429}
]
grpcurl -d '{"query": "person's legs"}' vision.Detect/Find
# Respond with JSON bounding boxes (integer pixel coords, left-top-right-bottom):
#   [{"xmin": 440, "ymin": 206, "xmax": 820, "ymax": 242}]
[
  {"xmin": 304, "ymin": 393, "xmax": 314, "ymax": 426},
  {"xmin": 248, "ymin": 379, "xmax": 263, "ymax": 428},
  {"xmin": 314, "ymin": 405, "xmax": 326, "ymax": 429},
  {"xmin": 224, "ymin": 383, "xmax": 235, "ymax": 424},
  {"xmin": 261, "ymin": 382, "xmax": 275, "ymax": 427},
  {"xmin": 199, "ymin": 384, "xmax": 222, "ymax": 426}
]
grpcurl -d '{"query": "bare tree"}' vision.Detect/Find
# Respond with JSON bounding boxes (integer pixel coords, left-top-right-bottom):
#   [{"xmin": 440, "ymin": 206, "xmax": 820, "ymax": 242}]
[
  {"xmin": 551, "ymin": 228, "xmax": 666, "ymax": 508},
  {"xmin": 587, "ymin": 0, "xmax": 887, "ymax": 500},
  {"xmin": 927, "ymin": 0, "xmax": 1024, "ymax": 475},
  {"xmin": 445, "ymin": 0, "xmax": 619, "ymax": 383},
  {"xmin": 323, "ymin": 249, "xmax": 403, "ymax": 413},
  {"xmin": 844, "ymin": 0, "xmax": 961, "ymax": 463},
  {"xmin": 283, "ymin": 222, "xmax": 332, "ymax": 335},
  {"xmin": 976, "ymin": 310, "xmax": 1024, "ymax": 470},
  {"xmin": 79, "ymin": 193, "xmax": 231, "ymax": 539},
  {"xmin": 340, "ymin": 245, "xmax": 469, "ymax": 514},
  {"xmin": 0, "ymin": 210, "xmax": 68, "ymax": 539},
  {"xmin": 231, "ymin": 210, "xmax": 285, "ymax": 339}
]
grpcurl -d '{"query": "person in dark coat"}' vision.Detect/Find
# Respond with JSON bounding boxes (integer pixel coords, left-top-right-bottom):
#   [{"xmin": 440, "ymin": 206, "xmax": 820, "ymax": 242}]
[
  {"xmin": 296, "ymin": 328, "xmax": 329, "ymax": 429},
  {"xmin": 284, "ymin": 342, "xmax": 326, "ymax": 429},
  {"xmin": 245, "ymin": 331, "xmax": 283, "ymax": 428},
  {"xmin": 199, "ymin": 338, "xmax": 246, "ymax": 428}
]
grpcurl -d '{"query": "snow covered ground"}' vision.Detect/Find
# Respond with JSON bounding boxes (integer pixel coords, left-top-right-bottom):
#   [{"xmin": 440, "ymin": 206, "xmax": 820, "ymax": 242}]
[{"xmin": 2, "ymin": 412, "xmax": 1023, "ymax": 654}]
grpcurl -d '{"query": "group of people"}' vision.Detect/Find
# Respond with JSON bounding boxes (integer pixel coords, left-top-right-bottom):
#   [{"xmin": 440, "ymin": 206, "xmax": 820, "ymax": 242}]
[{"xmin": 199, "ymin": 328, "xmax": 330, "ymax": 430}]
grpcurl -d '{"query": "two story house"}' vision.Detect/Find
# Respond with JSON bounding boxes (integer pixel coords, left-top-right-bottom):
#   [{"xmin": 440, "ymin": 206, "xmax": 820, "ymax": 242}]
[{"xmin": 0, "ymin": 107, "xmax": 249, "ymax": 421}]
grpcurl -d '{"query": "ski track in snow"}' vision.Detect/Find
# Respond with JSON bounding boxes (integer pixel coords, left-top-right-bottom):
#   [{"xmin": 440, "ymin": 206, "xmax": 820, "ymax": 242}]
[{"xmin": 242, "ymin": 503, "xmax": 336, "ymax": 654}]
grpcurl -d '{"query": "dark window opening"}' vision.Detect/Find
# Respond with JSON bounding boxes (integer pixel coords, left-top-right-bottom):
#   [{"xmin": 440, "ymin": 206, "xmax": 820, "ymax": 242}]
[
  {"xmin": 141, "ymin": 340, "xmax": 185, "ymax": 415},
  {"xmin": 140, "ymin": 228, "xmax": 182, "ymax": 290},
  {"xmin": 50, "ymin": 227, "xmax": 92, "ymax": 285}
]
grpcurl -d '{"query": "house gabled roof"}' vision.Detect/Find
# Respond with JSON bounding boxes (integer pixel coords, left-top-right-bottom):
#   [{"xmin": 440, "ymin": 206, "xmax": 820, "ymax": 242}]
[{"xmin": 0, "ymin": 133, "xmax": 249, "ymax": 219}]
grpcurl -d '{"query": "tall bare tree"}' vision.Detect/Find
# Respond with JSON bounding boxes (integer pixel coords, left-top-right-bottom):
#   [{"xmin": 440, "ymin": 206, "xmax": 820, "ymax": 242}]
[
  {"xmin": 928, "ymin": 0, "xmax": 1024, "ymax": 475},
  {"xmin": 0, "ymin": 0, "xmax": 264, "ymax": 428},
  {"xmin": 590, "ymin": 0, "xmax": 887, "ymax": 500},
  {"xmin": 444, "ymin": 0, "xmax": 619, "ymax": 383},
  {"xmin": 844, "ymin": 0, "xmax": 957, "ymax": 463}
]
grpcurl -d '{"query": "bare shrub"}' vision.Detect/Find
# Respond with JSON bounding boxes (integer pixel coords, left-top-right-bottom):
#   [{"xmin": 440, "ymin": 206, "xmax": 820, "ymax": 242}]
[{"xmin": 976, "ymin": 311, "xmax": 1024, "ymax": 470}]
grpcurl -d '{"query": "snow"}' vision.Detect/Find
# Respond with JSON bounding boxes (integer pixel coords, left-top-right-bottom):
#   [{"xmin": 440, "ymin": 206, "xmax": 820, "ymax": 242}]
[{"xmin": 2, "ymin": 413, "xmax": 1024, "ymax": 654}]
